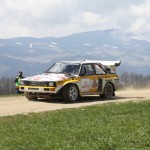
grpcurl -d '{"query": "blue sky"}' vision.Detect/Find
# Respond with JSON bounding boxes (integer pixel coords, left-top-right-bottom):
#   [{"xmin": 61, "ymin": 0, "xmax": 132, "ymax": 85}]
[{"xmin": 0, "ymin": 0, "xmax": 150, "ymax": 40}]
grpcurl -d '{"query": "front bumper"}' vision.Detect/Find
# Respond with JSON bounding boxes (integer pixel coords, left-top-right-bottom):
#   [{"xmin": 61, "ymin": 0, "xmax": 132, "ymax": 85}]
[{"xmin": 19, "ymin": 86, "xmax": 56, "ymax": 93}]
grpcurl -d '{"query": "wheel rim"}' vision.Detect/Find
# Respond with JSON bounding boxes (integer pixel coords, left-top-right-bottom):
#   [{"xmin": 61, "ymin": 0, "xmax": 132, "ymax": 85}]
[
  {"xmin": 105, "ymin": 83, "xmax": 113, "ymax": 98},
  {"xmin": 69, "ymin": 86, "xmax": 78, "ymax": 101}
]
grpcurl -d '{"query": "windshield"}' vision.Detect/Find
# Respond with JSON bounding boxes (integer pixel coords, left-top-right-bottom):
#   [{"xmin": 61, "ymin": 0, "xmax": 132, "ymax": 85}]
[{"xmin": 46, "ymin": 63, "xmax": 81, "ymax": 75}]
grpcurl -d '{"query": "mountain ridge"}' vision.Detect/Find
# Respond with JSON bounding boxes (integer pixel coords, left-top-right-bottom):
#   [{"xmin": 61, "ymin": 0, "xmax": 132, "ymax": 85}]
[{"xmin": 0, "ymin": 29, "xmax": 150, "ymax": 77}]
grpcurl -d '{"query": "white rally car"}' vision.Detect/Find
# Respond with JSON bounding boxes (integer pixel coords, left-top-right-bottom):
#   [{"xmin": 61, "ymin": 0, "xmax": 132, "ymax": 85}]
[{"xmin": 19, "ymin": 60, "xmax": 121, "ymax": 102}]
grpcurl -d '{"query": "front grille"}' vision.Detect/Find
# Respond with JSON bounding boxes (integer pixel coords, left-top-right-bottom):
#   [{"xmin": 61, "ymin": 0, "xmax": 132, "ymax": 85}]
[
  {"xmin": 24, "ymin": 81, "xmax": 48, "ymax": 86},
  {"xmin": 28, "ymin": 88, "xmax": 39, "ymax": 91}
]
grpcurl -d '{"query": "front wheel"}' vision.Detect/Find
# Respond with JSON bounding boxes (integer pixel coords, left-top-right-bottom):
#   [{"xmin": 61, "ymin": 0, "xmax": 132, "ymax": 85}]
[
  {"xmin": 62, "ymin": 84, "xmax": 79, "ymax": 102},
  {"xmin": 103, "ymin": 83, "xmax": 114, "ymax": 99}
]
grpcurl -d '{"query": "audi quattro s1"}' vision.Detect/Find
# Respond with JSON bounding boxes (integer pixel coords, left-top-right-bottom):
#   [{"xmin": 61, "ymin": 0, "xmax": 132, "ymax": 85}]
[{"xmin": 19, "ymin": 60, "xmax": 121, "ymax": 102}]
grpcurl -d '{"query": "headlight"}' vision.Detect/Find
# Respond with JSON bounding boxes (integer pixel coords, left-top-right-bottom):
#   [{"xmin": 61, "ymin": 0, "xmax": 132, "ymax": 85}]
[
  {"xmin": 48, "ymin": 82, "xmax": 56, "ymax": 87},
  {"xmin": 20, "ymin": 80, "xmax": 24, "ymax": 85}
]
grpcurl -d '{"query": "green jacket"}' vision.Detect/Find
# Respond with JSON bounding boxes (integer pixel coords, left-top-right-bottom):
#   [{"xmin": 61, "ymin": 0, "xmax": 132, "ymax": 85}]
[{"xmin": 15, "ymin": 77, "xmax": 21, "ymax": 87}]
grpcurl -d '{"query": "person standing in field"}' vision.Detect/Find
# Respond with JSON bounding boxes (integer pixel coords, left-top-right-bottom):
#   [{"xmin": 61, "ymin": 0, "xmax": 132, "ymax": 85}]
[{"xmin": 14, "ymin": 71, "xmax": 24, "ymax": 94}]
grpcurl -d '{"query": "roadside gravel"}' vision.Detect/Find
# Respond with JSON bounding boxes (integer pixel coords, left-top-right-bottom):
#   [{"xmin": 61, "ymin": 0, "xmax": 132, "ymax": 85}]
[{"xmin": 0, "ymin": 89, "xmax": 150, "ymax": 116}]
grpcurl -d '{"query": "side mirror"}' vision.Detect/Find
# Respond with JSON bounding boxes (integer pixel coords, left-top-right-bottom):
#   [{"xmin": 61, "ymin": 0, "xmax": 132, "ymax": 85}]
[
  {"xmin": 105, "ymin": 68, "xmax": 111, "ymax": 74},
  {"xmin": 44, "ymin": 71, "xmax": 48, "ymax": 74}
]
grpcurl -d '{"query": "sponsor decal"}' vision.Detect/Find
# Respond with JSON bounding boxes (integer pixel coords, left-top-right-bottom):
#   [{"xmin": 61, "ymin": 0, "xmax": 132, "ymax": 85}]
[
  {"xmin": 81, "ymin": 79, "xmax": 90, "ymax": 91},
  {"xmin": 92, "ymin": 78, "xmax": 98, "ymax": 88},
  {"xmin": 32, "ymin": 76, "xmax": 41, "ymax": 81},
  {"xmin": 26, "ymin": 74, "xmax": 68, "ymax": 81}
]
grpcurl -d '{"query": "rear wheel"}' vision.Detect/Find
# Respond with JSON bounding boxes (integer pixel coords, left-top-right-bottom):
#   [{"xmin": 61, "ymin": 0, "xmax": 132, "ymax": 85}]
[
  {"xmin": 26, "ymin": 93, "xmax": 38, "ymax": 100},
  {"xmin": 103, "ymin": 83, "xmax": 114, "ymax": 99},
  {"xmin": 62, "ymin": 84, "xmax": 79, "ymax": 102}
]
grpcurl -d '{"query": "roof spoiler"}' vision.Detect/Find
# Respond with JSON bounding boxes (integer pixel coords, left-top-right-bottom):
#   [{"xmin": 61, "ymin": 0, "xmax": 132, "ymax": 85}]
[
  {"xmin": 100, "ymin": 61, "xmax": 121, "ymax": 67},
  {"xmin": 114, "ymin": 61, "xmax": 121, "ymax": 67}
]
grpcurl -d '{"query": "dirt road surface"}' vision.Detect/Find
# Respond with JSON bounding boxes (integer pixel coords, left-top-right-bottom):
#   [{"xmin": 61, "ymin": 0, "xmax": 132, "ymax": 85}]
[{"xmin": 0, "ymin": 89, "xmax": 150, "ymax": 117}]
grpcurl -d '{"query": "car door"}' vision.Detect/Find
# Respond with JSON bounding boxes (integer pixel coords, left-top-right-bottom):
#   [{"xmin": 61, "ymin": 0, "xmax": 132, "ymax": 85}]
[
  {"xmin": 93, "ymin": 63, "xmax": 106, "ymax": 94},
  {"xmin": 79, "ymin": 64, "xmax": 98, "ymax": 94}
]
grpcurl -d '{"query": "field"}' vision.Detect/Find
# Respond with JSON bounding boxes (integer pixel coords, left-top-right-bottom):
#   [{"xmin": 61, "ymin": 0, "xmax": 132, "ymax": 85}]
[{"xmin": 0, "ymin": 100, "xmax": 149, "ymax": 150}]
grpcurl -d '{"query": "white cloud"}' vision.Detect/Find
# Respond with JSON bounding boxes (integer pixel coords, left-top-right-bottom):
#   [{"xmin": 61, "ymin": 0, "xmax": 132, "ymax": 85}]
[
  {"xmin": 126, "ymin": 1, "xmax": 150, "ymax": 40},
  {"xmin": 70, "ymin": 11, "xmax": 109, "ymax": 27},
  {"xmin": 0, "ymin": 0, "xmax": 150, "ymax": 40}
]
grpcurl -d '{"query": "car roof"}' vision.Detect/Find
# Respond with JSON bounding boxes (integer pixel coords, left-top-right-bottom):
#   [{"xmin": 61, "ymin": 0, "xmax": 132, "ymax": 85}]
[{"xmin": 59, "ymin": 60, "xmax": 121, "ymax": 66}]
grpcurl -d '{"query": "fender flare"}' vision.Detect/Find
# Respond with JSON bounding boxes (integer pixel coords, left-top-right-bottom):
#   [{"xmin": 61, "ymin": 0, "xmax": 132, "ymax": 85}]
[{"xmin": 57, "ymin": 81, "xmax": 80, "ymax": 95}]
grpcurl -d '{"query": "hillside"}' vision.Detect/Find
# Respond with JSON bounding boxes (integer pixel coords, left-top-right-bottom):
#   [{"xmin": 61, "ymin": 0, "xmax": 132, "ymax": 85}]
[{"xmin": 0, "ymin": 29, "xmax": 150, "ymax": 77}]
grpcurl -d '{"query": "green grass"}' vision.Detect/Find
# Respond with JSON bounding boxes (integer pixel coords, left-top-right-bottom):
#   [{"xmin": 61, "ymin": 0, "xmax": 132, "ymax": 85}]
[{"xmin": 0, "ymin": 101, "xmax": 150, "ymax": 150}]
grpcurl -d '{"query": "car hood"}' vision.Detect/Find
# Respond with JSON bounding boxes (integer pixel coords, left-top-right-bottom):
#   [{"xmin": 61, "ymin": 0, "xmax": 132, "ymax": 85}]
[{"xmin": 22, "ymin": 73, "xmax": 69, "ymax": 82}]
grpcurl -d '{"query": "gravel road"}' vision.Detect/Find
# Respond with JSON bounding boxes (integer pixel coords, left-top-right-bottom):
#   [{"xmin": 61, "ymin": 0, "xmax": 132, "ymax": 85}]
[{"xmin": 0, "ymin": 89, "xmax": 150, "ymax": 117}]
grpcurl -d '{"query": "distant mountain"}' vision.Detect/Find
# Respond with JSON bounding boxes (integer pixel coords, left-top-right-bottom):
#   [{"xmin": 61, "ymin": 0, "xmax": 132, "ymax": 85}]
[{"xmin": 0, "ymin": 29, "xmax": 150, "ymax": 77}]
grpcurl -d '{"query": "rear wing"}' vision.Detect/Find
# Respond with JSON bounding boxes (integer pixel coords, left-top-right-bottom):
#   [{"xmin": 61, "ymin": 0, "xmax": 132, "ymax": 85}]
[
  {"xmin": 99, "ymin": 61, "xmax": 121, "ymax": 74},
  {"xmin": 99, "ymin": 61, "xmax": 121, "ymax": 67}
]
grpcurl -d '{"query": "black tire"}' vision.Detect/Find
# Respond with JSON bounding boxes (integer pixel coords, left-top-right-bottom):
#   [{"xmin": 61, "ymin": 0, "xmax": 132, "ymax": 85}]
[
  {"xmin": 26, "ymin": 93, "xmax": 38, "ymax": 100},
  {"xmin": 62, "ymin": 84, "xmax": 79, "ymax": 102},
  {"xmin": 99, "ymin": 94, "xmax": 105, "ymax": 99},
  {"xmin": 103, "ymin": 83, "xmax": 114, "ymax": 99}
]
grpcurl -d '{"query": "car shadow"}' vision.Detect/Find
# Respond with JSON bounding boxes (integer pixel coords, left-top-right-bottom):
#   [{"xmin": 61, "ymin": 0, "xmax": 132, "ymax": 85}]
[{"xmin": 30, "ymin": 97, "xmax": 64, "ymax": 104}]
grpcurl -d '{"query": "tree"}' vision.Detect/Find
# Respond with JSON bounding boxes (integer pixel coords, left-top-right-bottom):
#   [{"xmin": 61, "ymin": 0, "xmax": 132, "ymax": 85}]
[{"xmin": 120, "ymin": 72, "xmax": 150, "ymax": 89}]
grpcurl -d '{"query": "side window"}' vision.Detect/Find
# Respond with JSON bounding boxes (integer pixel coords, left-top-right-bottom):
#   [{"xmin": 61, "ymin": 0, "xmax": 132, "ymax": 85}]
[
  {"xmin": 80, "ymin": 64, "xmax": 95, "ymax": 76},
  {"xmin": 94, "ymin": 64, "xmax": 105, "ymax": 74}
]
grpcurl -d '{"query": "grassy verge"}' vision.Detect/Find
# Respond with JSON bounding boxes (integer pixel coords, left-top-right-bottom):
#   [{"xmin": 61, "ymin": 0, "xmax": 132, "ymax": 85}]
[{"xmin": 0, "ymin": 101, "xmax": 150, "ymax": 150}]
